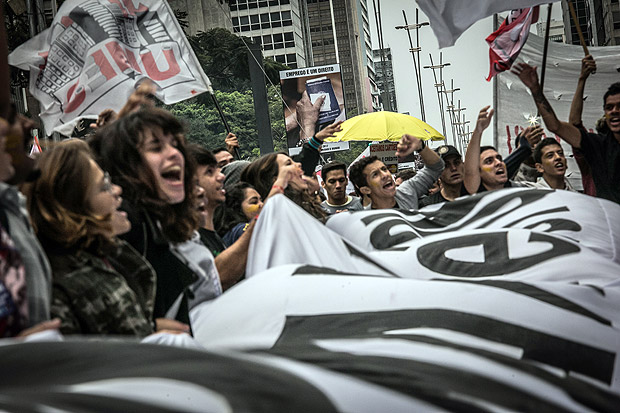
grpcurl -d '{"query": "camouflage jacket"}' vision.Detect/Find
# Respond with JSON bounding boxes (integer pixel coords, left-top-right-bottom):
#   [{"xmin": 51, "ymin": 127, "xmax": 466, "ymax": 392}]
[{"xmin": 49, "ymin": 240, "xmax": 156, "ymax": 337}]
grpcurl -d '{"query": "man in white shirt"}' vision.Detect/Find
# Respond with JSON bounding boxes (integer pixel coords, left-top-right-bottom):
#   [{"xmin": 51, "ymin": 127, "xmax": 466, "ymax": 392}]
[{"xmin": 527, "ymin": 138, "xmax": 576, "ymax": 192}]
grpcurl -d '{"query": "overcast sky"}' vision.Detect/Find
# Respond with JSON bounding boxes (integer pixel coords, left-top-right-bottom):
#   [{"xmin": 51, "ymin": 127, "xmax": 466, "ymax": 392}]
[{"xmin": 368, "ymin": 1, "xmax": 563, "ymax": 145}]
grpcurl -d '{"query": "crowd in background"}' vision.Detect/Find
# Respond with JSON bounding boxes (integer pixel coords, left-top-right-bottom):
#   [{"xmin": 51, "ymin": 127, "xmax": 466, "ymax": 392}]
[{"xmin": 0, "ymin": 53, "xmax": 618, "ymax": 339}]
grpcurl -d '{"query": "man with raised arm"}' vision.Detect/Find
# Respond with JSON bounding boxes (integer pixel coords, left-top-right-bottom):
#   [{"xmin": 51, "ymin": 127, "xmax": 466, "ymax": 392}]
[
  {"xmin": 568, "ymin": 55, "xmax": 597, "ymax": 196},
  {"xmin": 512, "ymin": 62, "xmax": 620, "ymax": 203},
  {"xmin": 464, "ymin": 106, "xmax": 528, "ymax": 194},
  {"xmin": 348, "ymin": 134, "xmax": 444, "ymax": 210}
]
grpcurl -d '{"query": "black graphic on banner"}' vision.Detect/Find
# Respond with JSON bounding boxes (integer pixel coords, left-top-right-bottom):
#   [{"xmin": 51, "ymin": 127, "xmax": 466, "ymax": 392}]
[
  {"xmin": 417, "ymin": 231, "xmax": 580, "ymax": 277},
  {"xmin": 359, "ymin": 190, "xmax": 583, "ymax": 250}
]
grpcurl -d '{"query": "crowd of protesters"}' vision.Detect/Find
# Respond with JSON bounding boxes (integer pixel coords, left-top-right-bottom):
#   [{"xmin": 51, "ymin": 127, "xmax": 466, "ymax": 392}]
[{"xmin": 0, "ymin": 53, "xmax": 618, "ymax": 339}]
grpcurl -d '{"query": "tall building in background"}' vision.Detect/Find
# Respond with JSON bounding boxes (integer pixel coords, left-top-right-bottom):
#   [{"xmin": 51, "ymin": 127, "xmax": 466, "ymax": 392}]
[
  {"xmin": 561, "ymin": 0, "xmax": 620, "ymax": 46},
  {"xmin": 373, "ymin": 48, "xmax": 397, "ymax": 112},
  {"xmin": 536, "ymin": 19, "xmax": 565, "ymax": 42},
  {"xmin": 602, "ymin": 0, "xmax": 620, "ymax": 45},
  {"xmin": 168, "ymin": 0, "xmax": 233, "ymax": 35},
  {"xmin": 229, "ymin": 0, "xmax": 312, "ymax": 68},
  {"xmin": 306, "ymin": 0, "xmax": 377, "ymax": 116},
  {"xmin": 562, "ymin": 0, "xmax": 595, "ymax": 46}
]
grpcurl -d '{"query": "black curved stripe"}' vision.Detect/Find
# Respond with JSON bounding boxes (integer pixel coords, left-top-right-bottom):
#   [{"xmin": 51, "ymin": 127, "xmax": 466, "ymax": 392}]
[
  {"xmin": 433, "ymin": 279, "xmax": 612, "ymax": 326},
  {"xmin": 0, "ymin": 342, "xmax": 338, "ymax": 413},
  {"xmin": 275, "ymin": 310, "xmax": 615, "ymax": 385},
  {"xmin": 268, "ymin": 345, "xmax": 596, "ymax": 413}
]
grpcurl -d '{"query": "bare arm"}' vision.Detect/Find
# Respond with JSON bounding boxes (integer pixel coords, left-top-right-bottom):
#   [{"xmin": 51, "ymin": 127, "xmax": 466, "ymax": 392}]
[
  {"xmin": 214, "ymin": 219, "xmax": 256, "ymax": 290},
  {"xmin": 463, "ymin": 106, "xmax": 494, "ymax": 194},
  {"xmin": 418, "ymin": 143, "xmax": 442, "ymax": 167},
  {"xmin": 569, "ymin": 55, "xmax": 596, "ymax": 126},
  {"xmin": 512, "ymin": 63, "xmax": 582, "ymax": 148},
  {"xmin": 395, "ymin": 134, "xmax": 441, "ymax": 166}
]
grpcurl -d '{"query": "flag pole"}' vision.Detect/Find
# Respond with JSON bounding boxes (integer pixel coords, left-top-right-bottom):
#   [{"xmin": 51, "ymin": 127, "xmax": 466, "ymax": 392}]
[
  {"xmin": 210, "ymin": 92, "xmax": 241, "ymax": 160},
  {"xmin": 0, "ymin": 4, "xmax": 10, "ymax": 118},
  {"xmin": 160, "ymin": 0, "xmax": 241, "ymax": 159},
  {"xmin": 492, "ymin": 13, "xmax": 498, "ymax": 149},
  {"xmin": 566, "ymin": 0, "xmax": 590, "ymax": 55},
  {"xmin": 539, "ymin": 3, "xmax": 553, "ymax": 92}
]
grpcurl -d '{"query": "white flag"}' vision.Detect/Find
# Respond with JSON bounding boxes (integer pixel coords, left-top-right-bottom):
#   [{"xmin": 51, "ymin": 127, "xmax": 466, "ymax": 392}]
[
  {"xmin": 8, "ymin": 0, "xmax": 212, "ymax": 135},
  {"xmin": 416, "ymin": 0, "xmax": 559, "ymax": 48}
]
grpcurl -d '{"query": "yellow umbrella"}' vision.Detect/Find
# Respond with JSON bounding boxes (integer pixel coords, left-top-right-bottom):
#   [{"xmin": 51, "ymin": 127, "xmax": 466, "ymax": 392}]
[{"xmin": 324, "ymin": 111, "xmax": 444, "ymax": 142}]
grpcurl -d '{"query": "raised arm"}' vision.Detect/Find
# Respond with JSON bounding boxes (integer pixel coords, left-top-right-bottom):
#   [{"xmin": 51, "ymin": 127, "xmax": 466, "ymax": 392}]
[
  {"xmin": 294, "ymin": 120, "xmax": 344, "ymax": 176},
  {"xmin": 396, "ymin": 134, "xmax": 444, "ymax": 197},
  {"xmin": 505, "ymin": 125, "xmax": 543, "ymax": 179},
  {"xmin": 463, "ymin": 106, "xmax": 494, "ymax": 194},
  {"xmin": 511, "ymin": 63, "xmax": 582, "ymax": 148},
  {"xmin": 395, "ymin": 134, "xmax": 441, "ymax": 167},
  {"xmin": 569, "ymin": 55, "xmax": 596, "ymax": 126}
]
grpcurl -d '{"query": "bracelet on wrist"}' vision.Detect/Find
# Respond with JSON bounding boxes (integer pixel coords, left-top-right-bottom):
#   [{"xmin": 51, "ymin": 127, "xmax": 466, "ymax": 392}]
[
  {"xmin": 308, "ymin": 136, "xmax": 321, "ymax": 150},
  {"xmin": 272, "ymin": 184, "xmax": 285, "ymax": 193},
  {"xmin": 417, "ymin": 139, "xmax": 426, "ymax": 152}
]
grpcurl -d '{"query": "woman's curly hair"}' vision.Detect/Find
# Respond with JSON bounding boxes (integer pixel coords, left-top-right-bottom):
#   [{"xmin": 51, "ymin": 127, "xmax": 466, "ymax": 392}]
[
  {"xmin": 23, "ymin": 139, "xmax": 114, "ymax": 253},
  {"xmin": 90, "ymin": 108, "xmax": 199, "ymax": 243}
]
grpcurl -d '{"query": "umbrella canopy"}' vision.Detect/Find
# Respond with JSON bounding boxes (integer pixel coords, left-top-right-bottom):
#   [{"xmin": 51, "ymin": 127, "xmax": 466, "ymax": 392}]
[{"xmin": 324, "ymin": 111, "xmax": 444, "ymax": 142}]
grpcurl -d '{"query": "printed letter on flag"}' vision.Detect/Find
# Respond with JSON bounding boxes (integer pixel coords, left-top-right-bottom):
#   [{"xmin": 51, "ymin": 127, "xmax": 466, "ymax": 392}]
[
  {"xmin": 8, "ymin": 0, "xmax": 212, "ymax": 135},
  {"xmin": 486, "ymin": 7, "xmax": 539, "ymax": 81}
]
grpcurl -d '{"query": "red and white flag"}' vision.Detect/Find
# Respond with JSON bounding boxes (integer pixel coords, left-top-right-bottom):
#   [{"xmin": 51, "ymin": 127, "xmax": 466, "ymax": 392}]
[
  {"xmin": 8, "ymin": 0, "xmax": 212, "ymax": 135},
  {"xmin": 417, "ymin": 0, "xmax": 556, "ymax": 48},
  {"xmin": 486, "ymin": 7, "xmax": 539, "ymax": 81}
]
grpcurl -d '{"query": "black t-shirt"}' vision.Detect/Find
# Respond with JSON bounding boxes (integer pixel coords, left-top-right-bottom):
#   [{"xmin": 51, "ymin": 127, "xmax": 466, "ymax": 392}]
[
  {"xmin": 579, "ymin": 129, "xmax": 620, "ymax": 204},
  {"xmin": 477, "ymin": 180, "xmax": 517, "ymax": 194},
  {"xmin": 419, "ymin": 185, "xmax": 469, "ymax": 208},
  {"xmin": 198, "ymin": 228, "xmax": 227, "ymax": 258}
]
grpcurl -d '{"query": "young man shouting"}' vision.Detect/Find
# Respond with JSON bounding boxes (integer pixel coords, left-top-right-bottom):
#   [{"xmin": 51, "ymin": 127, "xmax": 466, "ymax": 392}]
[{"xmin": 349, "ymin": 134, "xmax": 444, "ymax": 210}]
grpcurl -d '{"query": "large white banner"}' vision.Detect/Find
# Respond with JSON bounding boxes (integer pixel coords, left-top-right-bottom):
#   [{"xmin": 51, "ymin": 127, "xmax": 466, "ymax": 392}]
[
  {"xmin": 9, "ymin": 0, "xmax": 212, "ymax": 135},
  {"xmin": 248, "ymin": 190, "xmax": 620, "ymax": 278},
  {"xmin": 189, "ymin": 189, "xmax": 620, "ymax": 409},
  {"xmin": 416, "ymin": 0, "xmax": 559, "ymax": 48},
  {"xmin": 192, "ymin": 264, "xmax": 620, "ymax": 410},
  {"xmin": 3, "ymin": 190, "xmax": 620, "ymax": 411}
]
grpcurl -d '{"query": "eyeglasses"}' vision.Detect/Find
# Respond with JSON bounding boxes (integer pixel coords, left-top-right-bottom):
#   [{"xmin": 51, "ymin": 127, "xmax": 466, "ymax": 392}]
[{"xmin": 101, "ymin": 171, "xmax": 113, "ymax": 193}]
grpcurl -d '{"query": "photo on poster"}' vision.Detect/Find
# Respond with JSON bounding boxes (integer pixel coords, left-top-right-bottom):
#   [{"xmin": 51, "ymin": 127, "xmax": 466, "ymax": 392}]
[{"xmin": 280, "ymin": 64, "xmax": 346, "ymax": 150}]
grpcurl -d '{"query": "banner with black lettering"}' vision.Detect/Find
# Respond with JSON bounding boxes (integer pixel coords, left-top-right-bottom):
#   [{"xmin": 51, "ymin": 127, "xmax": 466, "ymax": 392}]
[
  {"xmin": 191, "ymin": 264, "xmax": 620, "ymax": 411},
  {"xmin": 249, "ymin": 190, "xmax": 620, "ymax": 284}
]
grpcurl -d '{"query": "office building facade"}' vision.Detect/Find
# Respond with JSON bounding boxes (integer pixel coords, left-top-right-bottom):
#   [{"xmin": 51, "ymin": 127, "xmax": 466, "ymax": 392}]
[
  {"xmin": 306, "ymin": 0, "xmax": 377, "ymax": 116},
  {"xmin": 562, "ymin": 0, "xmax": 620, "ymax": 46},
  {"xmin": 373, "ymin": 48, "xmax": 398, "ymax": 112},
  {"xmin": 229, "ymin": 0, "xmax": 312, "ymax": 68}
]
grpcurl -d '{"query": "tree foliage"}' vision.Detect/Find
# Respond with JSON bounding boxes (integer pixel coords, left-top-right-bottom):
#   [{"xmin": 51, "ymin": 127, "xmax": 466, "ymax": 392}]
[
  {"xmin": 167, "ymin": 85, "xmax": 286, "ymax": 160},
  {"xmin": 165, "ymin": 29, "xmax": 290, "ymax": 160}
]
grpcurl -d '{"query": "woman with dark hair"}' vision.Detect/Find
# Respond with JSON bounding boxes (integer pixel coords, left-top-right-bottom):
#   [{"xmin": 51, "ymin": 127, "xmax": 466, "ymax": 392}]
[
  {"xmin": 91, "ymin": 108, "xmax": 221, "ymax": 328},
  {"xmin": 23, "ymin": 140, "xmax": 173, "ymax": 336},
  {"xmin": 241, "ymin": 152, "xmax": 327, "ymax": 220},
  {"xmin": 215, "ymin": 182, "xmax": 263, "ymax": 245}
]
